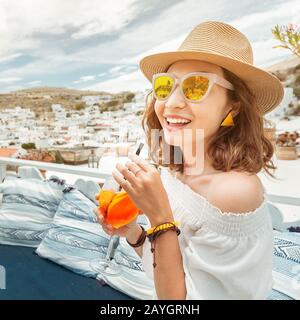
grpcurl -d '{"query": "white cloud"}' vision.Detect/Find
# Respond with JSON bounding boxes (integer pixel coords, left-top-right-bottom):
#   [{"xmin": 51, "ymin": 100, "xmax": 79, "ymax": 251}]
[
  {"xmin": 120, "ymin": 34, "xmax": 187, "ymax": 65},
  {"xmin": 59, "ymin": 0, "xmax": 210, "ymax": 67},
  {"xmin": 71, "ymin": 1, "xmax": 140, "ymax": 39},
  {"xmin": 73, "ymin": 75, "xmax": 96, "ymax": 84},
  {"xmin": 252, "ymin": 38, "xmax": 292, "ymax": 67},
  {"xmin": 0, "ymin": 0, "xmax": 298, "ymax": 93},
  {"xmin": 81, "ymin": 0, "xmax": 300, "ymax": 93},
  {"xmin": 0, "ymin": 77, "xmax": 22, "ymax": 83},
  {"xmin": 229, "ymin": 0, "xmax": 300, "ymax": 31},
  {"xmin": 109, "ymin": 65, "xmax": 127, "ymax": 75},
  {"xmin": 0, "ymin": 0, "xmax": 139, "ymax": 56},
  {"xmin": 227, "ymin": 0, "xmax": 300, "ymax": 66},
  {"xmin": 0, "ymin": 53, "xmax": 23, "ymax": 63},
  {"xmin": 0, "ymin": 0, "xmax": 145, "ymax": 91},
  {"xmin": 124, "ymin": 0, "xmax": 300, "ymax": 68},
  {"xmin": 83, "ymin": 70, "xmax": 150, "ymax": 93},
  {"xmin": 28, "ymin": 80, "xmax": 42, "ymax": 86},
  {"xmin": 108, "ymin": 65, "xmax": 138, "ymax": 77}
]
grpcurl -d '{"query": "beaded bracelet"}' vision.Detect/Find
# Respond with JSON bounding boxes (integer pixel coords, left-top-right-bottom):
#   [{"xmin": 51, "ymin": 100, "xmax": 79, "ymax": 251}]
[
  {"xmin": 146, "ymin": 221, "xmax": 180, "ymax": 236},
  {"xmin": 147, "ymin": 222, "xmax": 181, "ymax": 268}
]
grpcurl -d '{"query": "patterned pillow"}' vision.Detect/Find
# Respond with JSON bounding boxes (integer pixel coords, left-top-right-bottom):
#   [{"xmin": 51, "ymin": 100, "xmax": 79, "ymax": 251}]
[
  {"xmin": 0, "ymin": 178, "xmax": 64, "ymax": 247},
  {"xmin": 271, "ymin": 230, "xmax": 300, "ymax": 300},
  {"xmin": 73, "ymin": 178, "xmax": 100, "ymax": 204},
  {"xmin": 36, "ymin": 187, "xmax": 154, "ymax": 300}
]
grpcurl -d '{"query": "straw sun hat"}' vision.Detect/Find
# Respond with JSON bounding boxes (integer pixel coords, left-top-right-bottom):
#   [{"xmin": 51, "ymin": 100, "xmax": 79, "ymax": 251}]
[{"xmin": 139, "ymin": 20, "xmax": 284, "ymax": 115}]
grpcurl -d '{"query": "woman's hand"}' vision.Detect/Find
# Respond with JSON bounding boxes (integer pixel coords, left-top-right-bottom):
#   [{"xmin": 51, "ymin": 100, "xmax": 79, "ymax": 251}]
[
  {"xmin": 93, "ymin": 206, "xmax": 139, "ymax": 238},
  {"xmin": 112, "ymin": 154, "xmax": 174, "ymax": 226}
]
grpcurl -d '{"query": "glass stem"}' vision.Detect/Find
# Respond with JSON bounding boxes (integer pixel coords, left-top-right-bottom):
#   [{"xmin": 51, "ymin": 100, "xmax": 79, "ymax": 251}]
[{"xmin": 105, "ymin": 235, "xmax": 120, "ymax": 262}]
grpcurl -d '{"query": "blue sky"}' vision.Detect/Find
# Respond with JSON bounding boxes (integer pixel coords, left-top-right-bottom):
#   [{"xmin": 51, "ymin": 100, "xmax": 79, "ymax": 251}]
[{"xmin": 0, "ymin": 0, "xmax": 299, "ymax": 94}]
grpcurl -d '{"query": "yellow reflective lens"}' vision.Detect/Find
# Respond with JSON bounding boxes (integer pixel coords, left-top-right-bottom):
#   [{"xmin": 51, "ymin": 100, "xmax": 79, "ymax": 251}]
[
  {"xmin": 154, "ymin": 76, "xmax": 174, "ymax": 99},
  {"xmin": 182, "ymin": 76, "xmax": 209, "ymax": 101}
]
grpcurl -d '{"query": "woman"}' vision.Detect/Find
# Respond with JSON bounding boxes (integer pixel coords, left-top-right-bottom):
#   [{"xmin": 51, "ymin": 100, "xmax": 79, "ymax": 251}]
[{"xmin": 97, "ymin": 21, "xmax": 283, "ymax": 299}]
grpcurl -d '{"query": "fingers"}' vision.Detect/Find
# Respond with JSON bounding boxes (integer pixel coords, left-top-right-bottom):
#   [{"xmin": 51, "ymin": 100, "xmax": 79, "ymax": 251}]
[
  {"xmin": 93, "ymin": 207, "xmax": 115, "ymax": 236},
  {"xmin": 113, "ymin": 155, "xmax": 156, "ymax": 189},
  {"xmin": 102, "ymin": 224, "xmax": 115, "ymax": 236},
  {"xmin": 112, "ymin": 167, "xmax": 135, "ymax": 193},
  {"xmin": 128, "ymin": 153, "xmax": 155, "ymax": 172},
  {"xmin": 115, "ymin": 163, "xmax": 137, "ymax": 186},
  {"xmin": 124, "ymin": 160, "xmax": 143, "ymax": 177},
  {"xmin": 93, "ymin": 208, "xmax": 103, "ymax": 225}
]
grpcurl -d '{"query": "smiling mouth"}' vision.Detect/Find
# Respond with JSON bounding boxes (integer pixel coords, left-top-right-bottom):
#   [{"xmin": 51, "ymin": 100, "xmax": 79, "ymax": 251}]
[{"xmin": 163, "ymin": 117, "xmax": 192, "ymax": 131}]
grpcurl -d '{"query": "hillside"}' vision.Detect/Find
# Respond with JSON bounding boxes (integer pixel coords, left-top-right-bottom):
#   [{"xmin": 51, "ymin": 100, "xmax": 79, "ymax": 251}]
[
  {"xmin": 265, "ymin": 56, "xmax": 300, "ymax": 73},
  {"xmin": 9, "ymin": 86, "xmax": 110, "ymax": 96},
  {"xmin": 266, "ymin": 56, "xmax": 300, "ymax": 90},
  {"xmin": 0, "ymin": 86, "xmax": 135, "ymax": 115}
]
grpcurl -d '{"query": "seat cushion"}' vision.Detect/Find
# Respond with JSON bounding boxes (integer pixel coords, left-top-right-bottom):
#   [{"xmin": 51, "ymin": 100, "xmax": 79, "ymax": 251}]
[
  {"xmin": 0, "ymin": 178, "xmax": 64, "ymax": 247},
  {"xmin": 36, "ymin": 187, "xmax": 154, "ymax": 299},
  {"xmin": 271, "ymin": 230, "xmax": 300, "ymax": 300},
  {"xmin": 0, "ymin": 244, "xmax": 131, "ymax": 300}
]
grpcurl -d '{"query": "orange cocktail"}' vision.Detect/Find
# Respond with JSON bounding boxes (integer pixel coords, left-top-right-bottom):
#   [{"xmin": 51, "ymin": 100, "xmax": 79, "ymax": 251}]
[{"xmin": 97, "ymin": 189, "xmax": 140, "ymax": 229}]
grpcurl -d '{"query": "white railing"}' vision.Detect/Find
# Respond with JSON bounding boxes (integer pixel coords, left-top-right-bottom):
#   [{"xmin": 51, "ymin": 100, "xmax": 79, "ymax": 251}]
[
  {"xmin": 0, "ymin": 156, "xmax": 111, "ymax": 182},
  {"xmin": 1, "ymin": 156, "xmax": 300, "ymax": 208},
  {"xmin": 267, "ymin": 194, "xmax": 300, "ymax": 207}
]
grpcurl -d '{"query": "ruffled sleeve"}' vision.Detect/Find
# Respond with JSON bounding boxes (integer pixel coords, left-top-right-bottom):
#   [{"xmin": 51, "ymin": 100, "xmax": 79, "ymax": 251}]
[{"xmin": 182, "ymin": 208, "xmax": 274, "ymax": 299}]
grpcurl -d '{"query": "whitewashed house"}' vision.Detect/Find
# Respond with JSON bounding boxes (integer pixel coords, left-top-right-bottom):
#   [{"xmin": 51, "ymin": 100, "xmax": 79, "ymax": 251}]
[
  {"xmin": 82, "ymin": 96, "xmax": 100, "ymax": 106},
  {"xmin": 265, "ymin": 87, "xmax": 294, "ymax": 121}
]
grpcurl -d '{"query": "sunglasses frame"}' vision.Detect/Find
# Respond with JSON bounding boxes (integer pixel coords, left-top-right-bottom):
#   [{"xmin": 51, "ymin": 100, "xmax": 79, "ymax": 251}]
[{"xmin": 152, "ymin": 71, "xmax": 234, "ymax": 103}]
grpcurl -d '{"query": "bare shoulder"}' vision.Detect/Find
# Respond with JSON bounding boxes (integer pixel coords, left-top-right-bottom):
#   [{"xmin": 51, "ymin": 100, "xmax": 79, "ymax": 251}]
[{"xmin": 206, "ymin": 171, "xmax": 265, "ymax": 214}]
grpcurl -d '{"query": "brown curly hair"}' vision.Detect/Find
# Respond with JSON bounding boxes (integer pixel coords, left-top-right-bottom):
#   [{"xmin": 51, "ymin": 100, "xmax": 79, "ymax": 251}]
[{"xmin": 141, "ymin": 67, "xmax": 277, "ymax": 178}]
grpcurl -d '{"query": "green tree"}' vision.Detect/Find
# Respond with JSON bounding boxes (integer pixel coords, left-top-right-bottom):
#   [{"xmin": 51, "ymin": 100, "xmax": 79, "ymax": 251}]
[
  {"xmin": 106, "ymin": 100, "xmax": 119, "ymax": 107},
  {"xmin": 272, "ymin": 24, "xmax": 300, "ymax": 57},
  {"xmin": 293, "ymin": 87, "xmax": 300, "ymax": 99},
  {"xmin": 74, "ymin": 102, "xmax": 86, "ymax": 111},
  {"xmin": 135, "ymin": 110, "xmax": 144, "ymax": 116},
  {"xmin": 21, "ymin": 142, "xmax": 36, "ymax": 150}
]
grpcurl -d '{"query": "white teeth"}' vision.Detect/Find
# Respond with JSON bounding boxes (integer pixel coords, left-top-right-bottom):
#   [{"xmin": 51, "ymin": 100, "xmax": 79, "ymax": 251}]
[{"xmin": 166, "ymin": 117, "xmax": 191, "ymax": 124}]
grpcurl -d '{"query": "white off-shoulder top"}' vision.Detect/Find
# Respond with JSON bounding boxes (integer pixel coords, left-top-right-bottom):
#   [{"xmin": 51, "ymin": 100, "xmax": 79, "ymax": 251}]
[{"xmin": 141, "ymin": 167, "xmax": 274, "ymax": 300}]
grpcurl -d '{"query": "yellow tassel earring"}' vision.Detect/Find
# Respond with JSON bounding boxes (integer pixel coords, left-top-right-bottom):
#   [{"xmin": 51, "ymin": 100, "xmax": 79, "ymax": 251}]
[{"xmin": 220, "ymin": 111, "xmax": 234, "ymax": 127}]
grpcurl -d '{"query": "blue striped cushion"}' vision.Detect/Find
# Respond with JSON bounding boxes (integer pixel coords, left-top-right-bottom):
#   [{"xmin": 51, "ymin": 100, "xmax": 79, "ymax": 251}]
[
  {"xmin": 36, "ymin": 187, "xmax": 154, "ymax": 299},
  {"xmin": 0, "ymin": 178, "xmax": 64, "ymax": 247}
]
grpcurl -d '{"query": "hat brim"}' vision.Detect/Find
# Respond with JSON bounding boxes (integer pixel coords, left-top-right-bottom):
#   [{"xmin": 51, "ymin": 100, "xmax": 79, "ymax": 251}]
[{"xmin": 139, "ymin": 51, "xmax": 284, "ymax": 115}]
